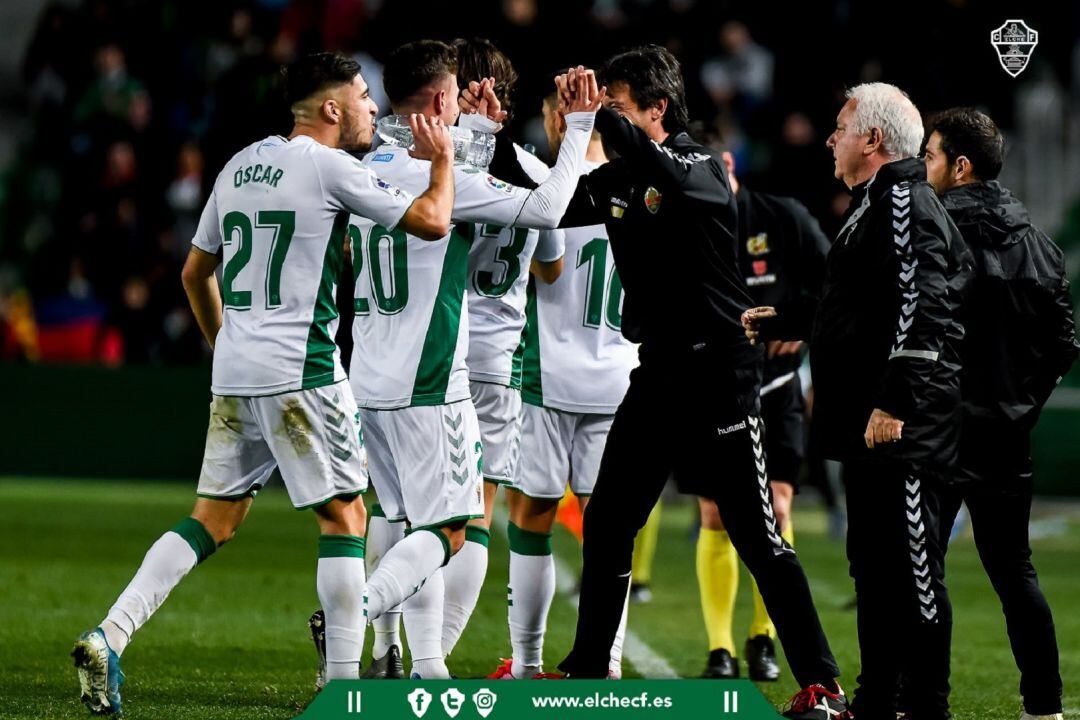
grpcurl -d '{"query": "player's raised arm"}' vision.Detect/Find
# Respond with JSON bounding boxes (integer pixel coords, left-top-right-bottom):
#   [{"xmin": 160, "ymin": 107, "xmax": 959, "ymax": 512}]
[
  {"xmin": 453, "ymin": 69, "xmax": 602, "ymax": 230},
  {"xmin": 398, "ymin": 112, "xmax": 455, "ymax": 240}
]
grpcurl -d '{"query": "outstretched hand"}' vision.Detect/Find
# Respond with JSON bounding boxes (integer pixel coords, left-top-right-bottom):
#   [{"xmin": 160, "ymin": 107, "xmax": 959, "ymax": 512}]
[
  {"xmin": 458, "ymin": 77, "xmax": 507, "ymax": 126},
  {"xmin": 554, "ymin": 66, "xmax": 606, "ymax": 115}
]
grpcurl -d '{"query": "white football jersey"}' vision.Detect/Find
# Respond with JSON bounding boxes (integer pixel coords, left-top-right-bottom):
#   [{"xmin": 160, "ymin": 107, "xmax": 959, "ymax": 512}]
[
  {"xmin": 191, "ymin": 135, "xmax": 414, "ymax": 396},
  {"xmin": 521, "ymin": 164, "xmax": 638, "ymax": 414},
  {"xmin": 465, "ymin": 145, "xmax": 552, "ymax": 387},
  {"xmin": 350, "ymin": 145, "xmax": 574, "ymax": 409}
]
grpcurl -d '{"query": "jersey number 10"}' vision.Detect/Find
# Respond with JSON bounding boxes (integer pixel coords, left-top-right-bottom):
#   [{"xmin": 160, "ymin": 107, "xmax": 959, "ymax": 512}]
[{"xmin": 577, "ymin": 237, "xmax": 623, "ymax": 331}]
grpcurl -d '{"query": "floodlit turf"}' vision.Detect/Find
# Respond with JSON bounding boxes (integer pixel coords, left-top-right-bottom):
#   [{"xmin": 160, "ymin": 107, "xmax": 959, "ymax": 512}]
[{"xmin": 1, "ymin": 477, "xmax": 1077, "ymax": 719}]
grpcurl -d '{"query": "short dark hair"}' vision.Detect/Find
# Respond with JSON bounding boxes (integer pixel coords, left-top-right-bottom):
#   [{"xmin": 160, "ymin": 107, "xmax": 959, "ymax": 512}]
[
  {"xmin": 599, "ymin": 45, "xmax": 690, "ymax": 133},
  {"xmin": 452, "ymin": 38, "xmax": 519, "ymax": 118},
  {"xmin": 282, "ymin": 52, "xmax": 360, "ymax": 107},
  {"xmin": 927, "ymin": 107, "xmax": 1004, "ymax": 181},
  {"xmin": 383, "ymin": 40, "xmax": 458, "ymax": 106}
]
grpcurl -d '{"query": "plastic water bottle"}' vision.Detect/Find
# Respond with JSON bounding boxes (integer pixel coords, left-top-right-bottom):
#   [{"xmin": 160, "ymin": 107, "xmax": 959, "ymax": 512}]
[{"xmin": 376, "ymin": 115, "xmax": 496, "ymax": 169}]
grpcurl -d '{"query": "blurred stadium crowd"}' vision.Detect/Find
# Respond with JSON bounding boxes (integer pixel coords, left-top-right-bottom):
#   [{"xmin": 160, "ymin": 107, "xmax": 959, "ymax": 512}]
[{"xmin": 1, "ymin": 0, "xmax": 1078, "ymax": 365}]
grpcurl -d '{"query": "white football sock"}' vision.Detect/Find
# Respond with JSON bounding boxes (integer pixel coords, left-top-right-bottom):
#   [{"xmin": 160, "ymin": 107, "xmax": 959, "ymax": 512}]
[
  {"xmin": 609, "ymin": 586, "xmax": 630, "ymax": 679},
  {"xmin": 366, "ymin": 510, "xmax": 405, "ymax": 657},
  {"xmin": 366, "ymin": 529, "xmax": 449, "ymax": 620},
  {"xmin": 100, "ymin": 518, "xmax": 216, "ymax": 656},
  {"xmin": 317, "ymin": 535, "xmax": 367, "ymax": 680},
  {"xmin": 441, "ymin": 527, "xmax": 490, "ymax": 656},
  {"xmin": 404, "ymin": 569, "xmax": 450, "ymax": 678},
  {"xmin": 507, "ymin": 522, "xmax": 555, "ymax": 677}
]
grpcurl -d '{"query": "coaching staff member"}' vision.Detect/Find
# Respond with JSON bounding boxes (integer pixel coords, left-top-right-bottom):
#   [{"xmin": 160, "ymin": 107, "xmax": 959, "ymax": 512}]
[
  {"xmin": 746, "ymin": 83, "xmax": 972, "ymax": 720},
  {"xmin": 551, "ymin": 48, "xmax": 845, "ymax": 719},
  {"xmin": 910, "ymin": 108, "xmax": 1077, "ymax": 720},
  {"xmin": 696, "ymin": 150, "xmax": 832, "ymax": 682}
]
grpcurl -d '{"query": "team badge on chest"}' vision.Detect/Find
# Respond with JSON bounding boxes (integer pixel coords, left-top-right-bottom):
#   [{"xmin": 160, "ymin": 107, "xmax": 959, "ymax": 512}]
[
  {"xmin": 746, "ymin": 233, "xmax": 769, "ymax": 256},
  {"xmin": 643, "ymin": 186, "xmax": 662, "ymax": 214}
]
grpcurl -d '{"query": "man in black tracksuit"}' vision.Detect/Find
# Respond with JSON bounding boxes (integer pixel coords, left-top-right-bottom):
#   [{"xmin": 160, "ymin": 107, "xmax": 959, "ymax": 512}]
[
  {"xmin": 748, "ymin": 84, "xmax": 972, "ymax": 720},
  {"xmin": 696, "ymin": 151, "xmax": 832, "ymax": 681},
  {"xmin": 905, "ymin": 108, "xmax": 1078, "ymax": 719},
  {"xmin": 546, "ymin": 47, "xmax": 845, "ymax": 720}
]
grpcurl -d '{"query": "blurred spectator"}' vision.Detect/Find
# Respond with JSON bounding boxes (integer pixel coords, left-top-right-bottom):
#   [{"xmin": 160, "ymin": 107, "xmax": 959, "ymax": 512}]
[
  {"xmin": 0, "ymin": 0, "xmax": 1076, "ymax": 369},
  {"xmin": 700, "ymin": 21, "xmax": 774, "ymax": 117}
]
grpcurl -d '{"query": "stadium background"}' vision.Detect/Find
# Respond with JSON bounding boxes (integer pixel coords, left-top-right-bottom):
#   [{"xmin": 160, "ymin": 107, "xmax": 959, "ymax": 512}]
[{"xmin": 0, "ymin": 1, "xmax": 1077, "ymax": 719}]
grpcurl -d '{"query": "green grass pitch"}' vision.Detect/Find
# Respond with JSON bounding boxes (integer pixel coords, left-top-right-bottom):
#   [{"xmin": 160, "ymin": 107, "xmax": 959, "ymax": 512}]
[{"xmin": 1, "ymin": 477, "xmax": 1077, "ymax": 719}]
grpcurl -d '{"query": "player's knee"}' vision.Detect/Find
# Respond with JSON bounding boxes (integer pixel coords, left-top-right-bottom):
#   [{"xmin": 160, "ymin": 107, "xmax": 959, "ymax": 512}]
[
  {"xmin": 311, "ymin": 493, "xmax": 367, "ymax": 536},
  {"xmin": 698, "ymin": 497, "xmax": 724, "ymax": 531},
  {"xmin": 447, "ymin": 527, "xmax": 467, "ymax": 555}
]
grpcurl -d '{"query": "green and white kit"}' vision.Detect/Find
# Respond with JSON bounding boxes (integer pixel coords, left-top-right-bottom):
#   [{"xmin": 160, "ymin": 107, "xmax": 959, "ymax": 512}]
[
  {"xmin": 517, "ymin": 164, "xmax": 638, "ymax": 497},
  {"xmin": 191, "ymin": 134, "xmax": 413, "ymax": 506},
  {"xmin": 466, "ymin": 145, "xmax": 552, "ymax": 484},
  {"xmin": 349, "ymin": 111, "xmax": 593, "ymax": 524}
]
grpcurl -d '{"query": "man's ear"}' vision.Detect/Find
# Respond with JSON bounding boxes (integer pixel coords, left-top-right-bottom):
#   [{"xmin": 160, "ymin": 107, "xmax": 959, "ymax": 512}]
[
  {"xmin": 433, "ymin": 89, "xmax": 447, "ymax": 117},
  {"xmin": 865, "ymin": 126, "xmax": 883, "ymax": 156},
  {"xmin": 322, "ymin": 98, "xmax": 341, "ymax": 125},
  {"xmin": 954, "ymin": 155, "xmax": 972, "ymax": 181},
  {"xmin": 653, "ymin": 97, "xmax": 668, "ymax": 123}
]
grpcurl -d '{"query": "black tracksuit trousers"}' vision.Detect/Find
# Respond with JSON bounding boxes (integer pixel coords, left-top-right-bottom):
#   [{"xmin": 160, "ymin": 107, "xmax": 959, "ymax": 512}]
[
  {"xmin": 558, "ymin": 353, "xmax": 840, "ymax": 686},
  {"xmin": 844, "ymin": 459, "xmax": 953, "ymax": 720},
  {"xmin": 897, "ymin": 460, "xmax": 1063, "ymax": 716}
]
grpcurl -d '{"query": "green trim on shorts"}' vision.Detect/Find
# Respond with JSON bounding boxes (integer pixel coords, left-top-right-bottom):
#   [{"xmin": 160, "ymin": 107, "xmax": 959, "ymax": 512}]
[
  {"xmin": 509, "ymin": 487, "xmax": 573, "ymax": 502},
  {"xmin": 294, "ymin": 489, "xmax": 365, "ymax": 511},
  {"xmin": 483, "ymin": 475, "xmax": 513, "ymax": 486},
  {"xmin": 410, "ymin": 514, "xmax": 484, "ymax": 532},
  {"xmin": 465, "ymin": 525, "xmax": 491, "ymax": 548},
  {"xmin": 318, "ymin": 534, "xmax": 366, "ymax": 559},
  {"xmin": 171, "ymin": 517, "xmax": 217, "ymax": 564},
  {"xmin": 507, "ymin": 521, "xmax": 552, "ymax": 556},
  {"xmin": 418, "ymin": 528, "xmax": 453, "ymax": 567},
  {"xmin": 196, "ymin": 486, "xmax": 260, "ymax": 502}
]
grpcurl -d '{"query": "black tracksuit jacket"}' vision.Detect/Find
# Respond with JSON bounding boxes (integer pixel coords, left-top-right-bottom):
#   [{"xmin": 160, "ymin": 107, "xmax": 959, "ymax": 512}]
[
  {"xmin": 557, "ymin": 107, "xmax": 763, "ymax": 411},
  {"xmin": 765, "ymin": 158, "xmax": 974, "ymax": 470},
  {"xmin": 942, "ymin": 180, "xmax": 1079, "ymax": 476},
  {"xmin": 736, "ymin": 189, "xmax": 830, "ymax": 384}
]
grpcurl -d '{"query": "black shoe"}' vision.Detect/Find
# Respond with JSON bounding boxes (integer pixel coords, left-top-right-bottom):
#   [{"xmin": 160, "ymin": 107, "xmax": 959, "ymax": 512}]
[
  {"xmin": 363, "ymin": 644, "xmax": 405, "ymax": 679},
  {"xmin": 782, "ymin": 683, "xmax": 851, "ymax": 719},
  {"xmin": 628, "ymin": 582, "xmax": 653, "ymax": 604},
  {"xmin": 745, "ymin": 635, "xmax": 780, "ymax": 682},
  {"xmin": 701, "ymin": 649, "xmax": 739, "ymax": 679}
]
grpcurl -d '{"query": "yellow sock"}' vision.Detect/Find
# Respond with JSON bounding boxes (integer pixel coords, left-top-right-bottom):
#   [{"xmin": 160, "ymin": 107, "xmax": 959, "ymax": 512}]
[
  {"xmin": 696, "ymin": 527, "xmax": 738, "ymax": 654},
  {"xmin": 749, "ymin": 520, "xmax": 795, "ymax": 639},
  {"xmin": 631, "ymin": 501, "xmax": 662, "ymax": 585}
]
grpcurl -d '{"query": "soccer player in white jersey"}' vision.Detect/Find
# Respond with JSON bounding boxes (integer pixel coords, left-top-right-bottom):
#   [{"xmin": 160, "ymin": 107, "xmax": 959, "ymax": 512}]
[
  {"xmin": 418, "ymin": 37, "xmax": 567, "ymax": 664},
  {"xmin": 70, "ymin": 53, "xmax": 455, "ymax": 715},
  {"xmin": 339, "ymin": 41, "xmax": 603, "ymax": 679},
  {"xmin": 488, "ymin": 91, "xmax": 638, "ymax": 680}
]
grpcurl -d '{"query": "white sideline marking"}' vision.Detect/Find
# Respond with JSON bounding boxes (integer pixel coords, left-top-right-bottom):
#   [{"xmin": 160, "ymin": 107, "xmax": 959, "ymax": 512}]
[{"xmin": 492, "ymin": 512, "xmax": 679, "ymax": 679}]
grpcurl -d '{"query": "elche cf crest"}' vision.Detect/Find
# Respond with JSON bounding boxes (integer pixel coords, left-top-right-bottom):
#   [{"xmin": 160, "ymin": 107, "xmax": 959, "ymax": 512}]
[{"xmin": 990, "ymin": 20, "xmax": 1038, "ymax": 78}]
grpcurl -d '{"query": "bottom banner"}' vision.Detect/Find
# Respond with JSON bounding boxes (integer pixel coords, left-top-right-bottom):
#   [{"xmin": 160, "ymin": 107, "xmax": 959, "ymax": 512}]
[{"xmin": 297, "ymin": 679, "xmax": 785, "ymax": 719}]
